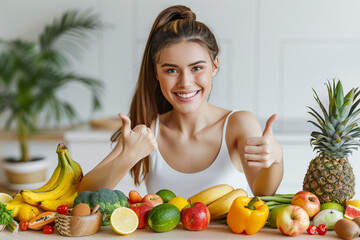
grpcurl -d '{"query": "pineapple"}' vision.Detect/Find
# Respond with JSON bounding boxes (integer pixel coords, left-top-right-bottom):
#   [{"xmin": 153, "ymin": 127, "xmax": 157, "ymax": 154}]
[{"xmin": 303, "ymin": 79, "xmax": 360, "ymax": 205}]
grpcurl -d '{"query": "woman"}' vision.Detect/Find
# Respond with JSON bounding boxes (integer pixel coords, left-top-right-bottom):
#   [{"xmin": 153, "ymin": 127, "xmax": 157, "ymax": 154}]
[{"xmin": 78, "ymin": 5, "xmax": 283, "ymax": 198}]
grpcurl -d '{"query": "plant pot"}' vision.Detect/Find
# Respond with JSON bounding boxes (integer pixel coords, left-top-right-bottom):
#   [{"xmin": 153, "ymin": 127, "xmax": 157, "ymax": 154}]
[{"xmin": 2, "ymin": 157, "xmax": 50, "ymax": 191}]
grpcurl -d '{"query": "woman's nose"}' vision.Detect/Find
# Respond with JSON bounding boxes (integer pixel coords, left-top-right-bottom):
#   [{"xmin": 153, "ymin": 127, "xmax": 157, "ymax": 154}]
[{"xmin": 178, "ymin": 70, "xmax": 193, "ymax": 87}]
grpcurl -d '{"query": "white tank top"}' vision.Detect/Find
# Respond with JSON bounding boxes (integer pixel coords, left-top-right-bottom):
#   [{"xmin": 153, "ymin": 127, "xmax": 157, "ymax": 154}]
[{"xmin": 146, "ymin": 110, "xmax": 250, "ymax": 199}]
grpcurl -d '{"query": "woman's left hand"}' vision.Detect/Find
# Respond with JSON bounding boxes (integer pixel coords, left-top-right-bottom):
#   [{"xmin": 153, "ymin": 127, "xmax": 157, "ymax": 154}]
[{"xmin": 244, "ymin": 114, "xmax": 282, "ymax": 168}]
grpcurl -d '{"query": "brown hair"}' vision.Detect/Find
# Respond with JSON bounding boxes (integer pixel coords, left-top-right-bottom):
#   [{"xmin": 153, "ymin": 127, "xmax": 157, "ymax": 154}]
[{"xmin": 111, "ymin": 5, "xmax": 219, "ymax": 185}]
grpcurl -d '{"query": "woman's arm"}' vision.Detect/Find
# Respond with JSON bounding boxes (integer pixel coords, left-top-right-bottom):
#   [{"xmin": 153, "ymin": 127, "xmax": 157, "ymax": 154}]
[
  {"xmin": 232, "ymin": 112, "xmax": 283, "ymax": 196},
  {"xmin": 77, "ymin": 114, "xmax": 157, "ymax": 193}
]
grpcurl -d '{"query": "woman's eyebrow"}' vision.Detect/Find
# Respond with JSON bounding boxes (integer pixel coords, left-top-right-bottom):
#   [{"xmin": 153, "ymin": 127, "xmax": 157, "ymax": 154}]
[{"xmin": 161, "ymin": 60, "xmax": 207, "ymax": 68}]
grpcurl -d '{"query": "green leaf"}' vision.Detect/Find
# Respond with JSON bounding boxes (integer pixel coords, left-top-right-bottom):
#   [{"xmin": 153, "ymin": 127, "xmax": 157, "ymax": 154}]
[
  {"xmin": 0, "ymin": 203, "xmax": 13, "ymax": 225},
  {"xmin": 335, "ymin": 79, "xmax": 344, "ymax": 107}
]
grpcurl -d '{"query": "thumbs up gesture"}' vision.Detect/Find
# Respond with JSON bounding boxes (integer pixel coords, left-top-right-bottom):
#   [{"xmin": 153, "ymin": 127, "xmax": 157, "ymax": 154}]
[
  {"xmin": 244, "ymin": 114, "xmax": 282, "ymax": 168},
  {"xmin": 117, "ymin": 113, "xmax": 158, "ymax": 162}
]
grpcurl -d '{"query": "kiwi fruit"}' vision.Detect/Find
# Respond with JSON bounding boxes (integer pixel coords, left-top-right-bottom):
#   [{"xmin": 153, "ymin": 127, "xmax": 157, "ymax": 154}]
[
  {"xmin": 334, "ymin": 218, "xmax": 360, "ymax": 240},
  {"xmin": 353, "ymin": 217, "xmax": 360, "ymax": 227}
]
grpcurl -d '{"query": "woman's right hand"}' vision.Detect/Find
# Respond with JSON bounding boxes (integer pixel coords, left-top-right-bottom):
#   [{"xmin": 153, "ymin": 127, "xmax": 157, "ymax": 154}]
[{"xmin": 117, "ymin": 113, "xmax": 158, "ymax": 163}]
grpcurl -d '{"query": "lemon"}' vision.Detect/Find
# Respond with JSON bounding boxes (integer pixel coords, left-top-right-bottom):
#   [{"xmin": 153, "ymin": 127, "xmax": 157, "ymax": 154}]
[
  {"xmin": 0, "ymin": 193, "xmax": 13, "ymax": 204},
  {"xmin": 346, "ymin": 200, "xmax": 360, "ymax": 209},
  {"xmin": 110, "ymin": 207, "xmax": 138, "ymax": 235},
  {"xmin": 168, "ymin": 197, "xmax": 189, "ymax": 212}
]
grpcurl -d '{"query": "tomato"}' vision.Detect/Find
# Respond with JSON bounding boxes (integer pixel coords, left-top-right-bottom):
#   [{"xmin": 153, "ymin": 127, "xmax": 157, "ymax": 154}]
[
  {"xmin": 317, "ymin": 224, "xmax": 327, "ymax": 235},
  {"xmin": 43, "ymin": 225, "xmax": 54, "ymax": 234},
  {"xmin": 19, "ymin": 220, "xmax": 29, "ymax": 231},
  {"xmin": 57, "ymin": 205, "xmax": 68, "ymax": 214},
  {"xmin": 307, "ymin": 224, "xmax": 317, "ymax": 235}
]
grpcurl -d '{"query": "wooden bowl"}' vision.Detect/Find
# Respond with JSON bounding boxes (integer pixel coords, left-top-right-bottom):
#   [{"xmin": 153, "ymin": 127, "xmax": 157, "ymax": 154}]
[{"xmin": 55, "ymin": 211, "xmax": 102, "ymax": 237}]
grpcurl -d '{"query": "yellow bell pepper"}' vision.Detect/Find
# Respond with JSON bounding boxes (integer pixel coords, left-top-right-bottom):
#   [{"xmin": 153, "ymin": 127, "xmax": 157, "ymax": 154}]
[{"xmin": 227, "ymin": 196, "xmax": 269, "ymax": 235}]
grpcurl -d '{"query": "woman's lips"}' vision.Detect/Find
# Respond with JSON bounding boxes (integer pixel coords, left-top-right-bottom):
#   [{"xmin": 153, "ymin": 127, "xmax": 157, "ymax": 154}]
[{"xmin": 174, "ymin": 90, "xmax": 201, "ymax": 102}]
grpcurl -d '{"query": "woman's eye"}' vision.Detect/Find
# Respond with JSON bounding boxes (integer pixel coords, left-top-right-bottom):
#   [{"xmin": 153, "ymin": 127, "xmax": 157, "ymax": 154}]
[
  {"xmin": 166, "ymin": 69, "xmax": 178, "ymax": 73},
  {"xmin": 192, "ymin": 66, "xmax": 202, "ymax": 71}
]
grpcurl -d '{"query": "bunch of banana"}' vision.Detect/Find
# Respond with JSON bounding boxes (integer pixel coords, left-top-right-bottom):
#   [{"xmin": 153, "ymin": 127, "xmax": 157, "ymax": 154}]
[
  {"xmin": 20, "ymin": 143, "xmax": 83, "ymax": 211},
  {"xmin": 187, "ymin": 184, "xmax": 247, "ymax": 220}
]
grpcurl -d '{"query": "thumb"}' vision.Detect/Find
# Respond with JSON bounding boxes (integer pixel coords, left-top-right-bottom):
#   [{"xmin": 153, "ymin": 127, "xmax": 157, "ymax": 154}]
[
  {"xmin": 118, "ymin": 113, "xmax": 131, "ymax": 136},
  {"xmin": 263, "ymin": 114, "xmax": 278, "ymax": 137}
]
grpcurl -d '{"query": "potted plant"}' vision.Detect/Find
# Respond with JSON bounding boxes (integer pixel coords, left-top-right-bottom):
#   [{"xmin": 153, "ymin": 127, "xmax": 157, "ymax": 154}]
[{"xmin": 0, "ymin": 10, "xmax": 103, "ymax": 190}]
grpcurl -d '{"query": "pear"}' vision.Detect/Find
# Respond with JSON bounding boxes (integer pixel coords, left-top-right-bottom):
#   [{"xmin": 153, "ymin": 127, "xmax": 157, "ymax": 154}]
[{"xmin": 313, "ymin": 209, "xmax": 343, "ymax": 230}]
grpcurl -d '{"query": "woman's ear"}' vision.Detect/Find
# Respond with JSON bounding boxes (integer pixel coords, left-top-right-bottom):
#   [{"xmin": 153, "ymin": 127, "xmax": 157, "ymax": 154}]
[{"xmin": 212, "ymin": 57, "xmax": 219, "ymax": 77}]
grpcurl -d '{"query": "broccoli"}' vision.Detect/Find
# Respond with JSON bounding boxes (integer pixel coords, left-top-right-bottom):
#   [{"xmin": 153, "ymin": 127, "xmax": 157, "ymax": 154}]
[{"xmin": 74, "ymin": 188, "xmax": 129, "ymax": 226}]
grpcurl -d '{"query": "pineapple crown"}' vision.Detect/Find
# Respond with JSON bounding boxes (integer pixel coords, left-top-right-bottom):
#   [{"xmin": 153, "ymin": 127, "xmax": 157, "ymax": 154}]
[{"xmin": 308, "ymin": 79, "xmax": 360, "ymax": 158}]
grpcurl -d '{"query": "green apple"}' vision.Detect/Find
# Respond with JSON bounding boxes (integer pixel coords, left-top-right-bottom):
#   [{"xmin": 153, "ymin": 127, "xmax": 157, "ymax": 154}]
[
  {"xmin": 313, "ymin": 209, "xmax": 343, "ymax": 230},
  {"xmin": 268, "ymin": 205, "xmax": 287, "ymax": 228}
]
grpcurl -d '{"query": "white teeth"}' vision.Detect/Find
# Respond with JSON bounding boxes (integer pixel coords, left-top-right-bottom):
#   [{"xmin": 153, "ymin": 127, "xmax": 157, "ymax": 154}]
[{"xmin": 176, "ymin": 91, "xmax": 197, "ymax": 98}]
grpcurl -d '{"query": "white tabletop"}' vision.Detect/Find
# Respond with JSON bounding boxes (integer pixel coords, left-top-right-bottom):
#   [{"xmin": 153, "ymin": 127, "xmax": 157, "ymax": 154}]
[{"xmin": 0, "ymin": 222, "xmax": 340, "ymax": 240}]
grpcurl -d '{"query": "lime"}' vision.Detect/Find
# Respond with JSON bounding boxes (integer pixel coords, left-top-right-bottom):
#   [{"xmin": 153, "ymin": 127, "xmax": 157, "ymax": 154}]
[
  {"xmin": 320, "ymin": 202, "xmax": 345, "ymax": 213},
  {"xmin": 0, "ymin": 193, "xmax": 13, "ymax": 204},
  {"xmin": 168, "ymin": 196, "xmax": 189, "ymax": 212},
  {"xmin": 156, "ymin": 189, "xmax": 176, "ymax": 203},
  {"xmin": 268, "ymin": 205, "xmax": 287, "ymax": 228},
  {"xmin": 313, "ymin": 209, "xmax": 343, "ymax": 229},
  {"xmin": 110, "ymin": 207, "xmax": 138, "ymax": 235}
]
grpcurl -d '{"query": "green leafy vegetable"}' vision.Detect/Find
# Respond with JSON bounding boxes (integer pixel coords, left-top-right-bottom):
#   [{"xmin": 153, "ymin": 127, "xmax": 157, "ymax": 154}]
[{"xmin": 0, "ymin": 203, "xmax": 13, "ymax": 225}]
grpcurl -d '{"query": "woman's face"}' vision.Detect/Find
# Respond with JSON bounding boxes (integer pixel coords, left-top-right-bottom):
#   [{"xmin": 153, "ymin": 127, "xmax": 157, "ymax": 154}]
[{"xmin": 155, "ymin": 41, "xmax": 218, "ymax": 114}]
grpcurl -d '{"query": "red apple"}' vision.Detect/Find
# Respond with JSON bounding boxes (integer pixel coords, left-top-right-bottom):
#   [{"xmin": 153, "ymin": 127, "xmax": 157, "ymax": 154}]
[
  {"xmin": 291, "ymin": 191, "xmax": 320, "ymax": 218},
  {"xmin": 141, "ymin": 194, "xmax": 163, "ymax": 208},
  {"xmin": 276, "ymin": 205, "xmax": 310, "ymax": 236},
  {"xmin": 129, "ymin": 202, "xmax": 153, "ymax": 228},
  {"xmin": 181, "ymin": 202, "xmax": 210, "ymax": 231}
]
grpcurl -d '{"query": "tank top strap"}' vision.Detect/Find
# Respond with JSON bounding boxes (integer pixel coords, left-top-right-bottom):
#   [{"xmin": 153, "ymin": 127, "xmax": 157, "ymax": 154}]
[
  {"xmin": 222, "ymin": 110, "xmax": 238, "ymax": 142},
  {"xmin": 154, "ymin": 115, "xmax": 160, "ymax": 139}
]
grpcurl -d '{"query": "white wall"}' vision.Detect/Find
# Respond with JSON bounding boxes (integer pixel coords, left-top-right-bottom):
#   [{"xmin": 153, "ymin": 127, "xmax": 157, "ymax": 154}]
[{"xmin": 1, "ymin": 0, "xmax": 360, "ymax": 196}]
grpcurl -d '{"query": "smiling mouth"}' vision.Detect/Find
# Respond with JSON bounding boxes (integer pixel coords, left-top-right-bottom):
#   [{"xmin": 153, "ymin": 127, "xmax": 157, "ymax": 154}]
[{"xmin": 175, "ymin": 90, "xmax": 200, "ymax": 99}]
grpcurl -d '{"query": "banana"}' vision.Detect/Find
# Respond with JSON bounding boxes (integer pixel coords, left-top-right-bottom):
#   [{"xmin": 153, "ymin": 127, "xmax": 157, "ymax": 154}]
[
  {"xmin": 207, "ymin": 188, "xmax": 248, "ymax": 220},
  {"xmin": 38, "ymin": 191, "xmax": 78, "ymax": 211},
  {"xmin": 21, "ymin": 144, "xmax": 75, "ymax": 205},
  {"xmin": 33, "ymin": 151, "xmax": 63, "ymax": 192},
  {"xmin": 187, "ymin": 184, "xmax": 234, "ymax": 206},
  {"xmin": 64, "ymin": 145, "xmax": 83, "ymax": 185}
]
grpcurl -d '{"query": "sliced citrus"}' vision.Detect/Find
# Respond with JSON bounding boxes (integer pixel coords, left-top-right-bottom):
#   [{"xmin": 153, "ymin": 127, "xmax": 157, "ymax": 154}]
[
  {"xmin": 168, "ymin": 196, "xmax": 189, "ymax": 212},
  {"xmin": 0, "ymin": 193, "xmax": 13, "ymax": 204},
  {"xmin": 110, "ymin": 207, "xmax": 138, "ymax": 235},
  {"xmin": 346, "ymin": 200, "xmax": 360, "ymax": 209},
  {"xmin": 344, "ymin": 205, "xmax": 360, "ymax": 220}
]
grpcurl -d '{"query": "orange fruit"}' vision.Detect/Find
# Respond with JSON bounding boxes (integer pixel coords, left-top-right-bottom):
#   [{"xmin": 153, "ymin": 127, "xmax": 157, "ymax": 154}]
[{"xmin": 344, "ymin": 205, "xmax": 360, "ymax": 219}]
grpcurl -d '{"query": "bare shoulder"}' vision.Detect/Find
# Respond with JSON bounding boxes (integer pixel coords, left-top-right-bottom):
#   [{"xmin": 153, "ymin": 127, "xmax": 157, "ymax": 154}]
[{"xmin": 227, "ymin": 111, "xmax": 262, "ymax": 139}]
